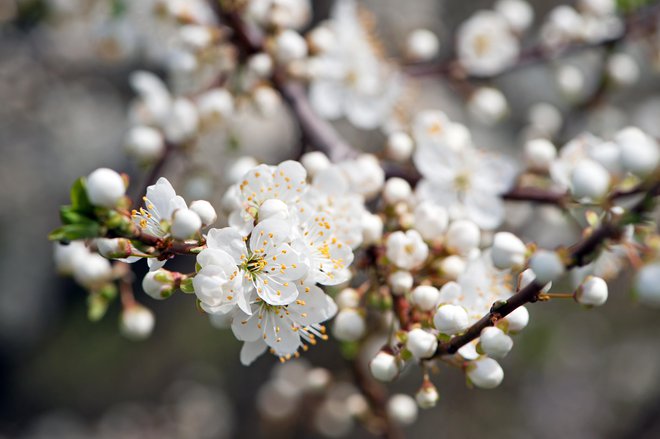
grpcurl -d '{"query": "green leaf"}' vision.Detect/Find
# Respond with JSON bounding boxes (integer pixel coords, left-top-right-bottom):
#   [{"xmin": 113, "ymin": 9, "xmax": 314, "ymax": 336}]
[
  {"xmin": 48, "ymin": 222, "xmax": 101, "ymax": 241},
  {"xmin": 59, "ymin": 205, "xmax": 96, "ymax": 225},
  {"xmin": 70, "ymin": 177, "xmax": 94, "ymax": 214}
]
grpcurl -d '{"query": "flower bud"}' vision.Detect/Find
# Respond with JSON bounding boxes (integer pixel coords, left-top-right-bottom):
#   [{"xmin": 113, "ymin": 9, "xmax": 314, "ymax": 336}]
[
  {"xmin": 411, "ymin": 285, "xmax": 440, "ymax": 311},
  {"xmin": 300, "ymin": 151, "xmax": 330, "ymax": 177},
  {"xmin": 258, "ymin": 199, "xmax": 290, "ymax": 222},
  {"xmin": 491, "ymin": 232, "xmax": 527, "ymax": 270},
  {"xmin": 524, "ymin": 138, "xmax": 556, "ymax": 172},
  {"xmin": 253, "ymin": 86, "xmax": 281, "ymax": 116},
  {"xmin": 575, "ymin": 275, "xmax": 608, "ymax": 306},
  {"xmin": 414, "ymin": 202, "xmax": 448, "ymax": 241},
  {"xmin": 387, "ymin": 394, "xmax": 418, "ymax": 426},
  {"xmin": 466, "ymin": 357, "xmax": 504, "ymax": 389},
  {"xmin": 528, "ymin": 102, "xmax": 563, "ymax": 137},
  {"xmin": 504, "ymin": 306, "xmax": 529, "ymax": 332},
  {"xmin": 495, "ymin": 0, "xmax": 534, "ymax": 33},
  {"xmin": 306, "ymin": 368, "xmax": 332, "ymax": 392},
  {"xmin": 336, "ymin": 288, "xmax": 360, "ymax": 310},
  {"xmin": 86, "ymin": 168, "xmax": 126, "ymax": 208},
  {"xmin": 434, "ymin": 303, "xmax": 469, "ymax": 335},
  {"xmin": 519, "ymin": 268, "xmax": 552, "ymax": 293},
  {"xmin": 362, "ymin": 212, "xmax": 384, "ymax": 245},
  {"xmin": 196, "ymin": 88, "xmax": 234, "ymax": 121},
  {"xmin": 73, "ymin": 253, "xmax": 113, "ymax": 288},
  {"xmin": 439, "ymin": 255, "xmax": 466, "ymax": 280},
  {"xmin": 142, "ymin": 269, "xmax": 175, "ymax": 300},
  {"xmin": 570, "ymin": 159, "xmax": 610, "ymax": 200},
  {"xmin": 96, "ymin": 238, "xmax": 132, "ymax": 259},
  {"xmin": 332, "ymin": 309, "xmax": 365, "ymax": 342},
  {"xmin": 307, "ymin": 25, "xmax": 336, "ymax": 53},
  {"xmin": 615, "ymin": 127, "xmax": 659, "ymax": 178},
  {"xmin": 529, "ymin": 250, "xmax": 565, "ymax": 284},
  {"xmin": 274, "ymin": 29, "xmax": 308, "ymax": 63},
  {"xmin": 171, "ymin": 208, "xmax": 202, "ymax": 239},
  {"xmin": 479, "ymin": 327, "xmax": 513, "ymax": 359},
  {"xmin": 226, "ymin": 156, "xmax": 259, "ymax": 185},
  {"xmin": 189, "ymin": 200, "xmax": 217, "ymax": 226},
  {"xmin": 124, "ymin": 126, "xmax": 164, "ymax": 162},
  {"xmin": 163, "ymin": 98, "xmax": 199, "ymax": 143},
  {"xmin": 54, "ymin": 241, "xmax": 88, "ymax": 275},
  {"xmin": 415, "ymin": 381, "xmax": 439, "ymax": 409},
  {"xmin": 469, "ymin": 87, "xmax": 508, "ymax": 125},
  {"xmin": 405, "ymin": 28, "xmax": 439, "ymax": 62},
  {"xmin": 120, "ymin": 305, "xmax": 155, "ymax": 340},
  {"xmin": 370, "ymin": 351, "xmax": 400, "ymax": 382},
  {"xmin": 607, "ymin": 53, "xmax": 639, "ymax": 87},
  {"xmin": 634, "ymin": 263, "xmax": 660, "ymax": 307},
  {"xmin": 386, "ymin": 230, "xmax": 429, "ymax": 270},
  {"xmin": 556, "ymin": 64, "xmax": 584, "ymax": 97},
  {"xmin": 406, "ymin": 328, "xmax": 438, "ymax": 359},
  {"xmin": 389, "ymin": 270, "xmax": 413, "ymax": 296},
  {"xmin": 383, "ymin": 178, "xmax": 412, "ymax": 205},
  {"xmin": 446, "ymin": 220, "xmax": 480, "ymax": 256},
  {"xmin": 385, "ymin": 132, "xmax": 414, "ymax": 162}
]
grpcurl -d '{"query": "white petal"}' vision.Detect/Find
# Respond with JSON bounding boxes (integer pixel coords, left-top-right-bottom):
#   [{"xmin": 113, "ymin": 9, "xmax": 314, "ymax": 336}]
[{"xmin": 240, "ymin": 340, "xmax": 268, "ymax": 365}]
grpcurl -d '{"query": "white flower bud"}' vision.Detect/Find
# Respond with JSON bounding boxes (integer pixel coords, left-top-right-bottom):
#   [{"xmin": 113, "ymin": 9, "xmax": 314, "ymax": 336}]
[
  {"xmin": 405, "ymin": 28, "xmax": 439, "ymax": 62},
  {"xmin": 196, "ymin": 88, "xmax": 234, "ymax": 121},
  {"xmin": 519, "ymin": 268, "xmax": 552, "ymax": 293},
  {"xmin": 247, "ymin": 52, "xmax": 274, "ymax": 77},
  {"xmin": 411, "ymin": 285, "xmax": 440, "ymax": 311},
  {"xmin": 226, "ymin": 156, "xmax": 259, "ymax": 184},
  {"xmin": 406, "ymin": 328, "xmax": 438, "ymax": 359},
  {"xmin": 142, "ymin": 269, "xmax": 175, "ymax": 300},
  {"xmin": 467, "ymin": 357, "xmax": 504, "ymax": 389},
  {"xmin": 446, "ymin": 220, "xmax": 480, "ymax": 256},
  {"xmin": 529, "ymin": 250, "xmax": 565, "ymax": 284},
  {"xmin": 253, "ymin": 86, "xmax": 281, "ymax": 116},
  {"xmin": 362, "ymin": 212, "xmax": 384, "ymax": 245},
  {"xmin": 332, "ymin": 309, "xmax": 365, "ymax": 342},
  {"xmin": 386, "ymin": 230, "xmax": 429, "ymax": 270},
  {"xmin": 440, "ymin": 255, "xmax": 466, "ymax": 280},
  {"xmin": 575, "ymin": 275, "xmax": 608, "ymax": 306},
  {"xmin": 124, "ymin": 126, "xmax": 164, "ymax": 162},
  {"xmin": 336, "ymin": 288, "xmax": 360, "ymax": 310},
  {"xmin": 179, "ymin": 24, "xmax": 213, "ymax": 48},
  {"xmin": 96, "ymin": 238, "xmax": 132, "ymax": 259},
  {"xmin": 491, "ymin": 232, "xmax": 527, "ymax": 270},
  {"xmin": 120, "ymin": 305, "xmax": 155, "ymax": 340},
  {"xmin": 54, "ymin": 241, "xmax": 88, "ymax": 275},
  {"xmin": 389, "ymin": 270, "xmax": 414, "ymax": 296},
  {"xmin": 528, "ymin": 102, "xmax": 563, "ymax": 137},
  {"xmin": 383, "ymin": 177, "xmax": 412, "ymax": 205},
  {"xmin": 524, "ymin": 138, "xmax": 556, "ymax": 172},
  {"xmin": 164, "ymin": 98, "xmax": 199, "ymax": 143},
  {"xmin": 274, "ymin": 29, "xmax": 308, "ymax": 63},
  {"xmin": 469, "ymin": 87, "xmax": 508, "ymax": 125},
  {"xmin": 570, "ymin": 159, "xmax": 611, "ymax": 200},
  {"xmin": 495, "ymin": 0, "xmax": 534, "ymax": 33},
  {"xmin": 300, "ymin": 151, "xmax": 330, "ymax": 177},
  {"xmin": 479, "ymin": 327, "xmax": 513, "ymax": 359},
  {"xmin": 171, "ymin": 208, "xmax": 202, "ymax": 239},
  {"xmin": 414, "ymin": 202, "xmax": 448, "ymax": 241},
  {"xmin": 305, "ymin": 368, "xmax": 332, "ymax": 392},
  {"xmin": 434, "ymin": 303, "xmax": 469, "ymax": 335},
  {"xmin": 370, "ymin": 351, "xmax": 400, "ymax": 382},
  {"xmin": 556, "ymin": 65, "xmax": 584, "ymax": 96},
  {"xmin": 73, "ymin": 253, "xmax": 113, "ymax": 288},
  {"xmin": 189, "ymin": 200, "xmax": 217, "ymax": 226},
  {"xmin": 415, "ymin": 382, "xmax": 439, "ymax": 409},
  {"xmin": 579, "ymin": 0, "xmax": 616, "ymax": 16},
  {"xmin": 607, "ymin": 53, "xmax": 639, "ymax": 87},
  {"xmin": 86, "ymin": 168, "xmax": 126, "ymax": 208},
  {"xmin": 387, "ymin": 394, "xmax": 418, "ymax": 426},
  {"xmin": 615, "ymin": 126, "xmax": 659, "ymax": 178},
  {"xmin": 258, "ymin": 199, "xmax": 290, "ymax": 222},
  {"xmin": 504, "ymin": 306, "xmax": 529, "ymax": 332},
  {"xmin": 307, "ymin": 26, "xmax": 336, "ymax": 53},
  {"xmin": 634, "ymin": 263, "xmax": 660, "ymax": 307},
  {"xmin": 385, "ymin": 132, "xmax": 414, "ymax": 162}
]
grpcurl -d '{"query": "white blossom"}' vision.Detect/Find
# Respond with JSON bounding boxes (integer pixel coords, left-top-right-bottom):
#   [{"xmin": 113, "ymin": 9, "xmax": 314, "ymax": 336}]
[
  {"xmin": 389, "ymin": 270, "xmax": 414, "ymax": 295},
  {"xmin": 524, "ymin": 138, "xmax": 556, "ymax": 172},
  {"xmin": 411, "ymin": 285, "xmax": 441, "ymax": 311},
  {"xmin": 446, "ymin": 220, "xmax": 481, "ymax": 256},
  {"xmin": 386, "ymin": 230, "xmax": 429, "ymax": 270},
  {"xmin": 370, "ymin": 351, "xmax": 400, "ymax": 382},
  {"xmin": 504, "ymin": 306, "xmax": 529, "ymax": 332},
  {"xmin": 86, "ymin": 168, "xmax": 126, "ymax": 208},
  {"xmin": 615, "ymin": 126, "xmax": 659, "ymax": 178},
  {"xmin": 332, "ymin": 308, "xmax": 365, "ymax": 341},
  {"xmin": 406, "ymin": 328, "xmax": 437, "ymax": 359},
  {"xmin": 529, "ymin": 250, "xmax": 565, "ymax": 284},
  {"xmin": 495, "ymin": 0, "xmax": 534, "ymax": 33},
  {"xmin": 120, "ymin": 305, "xmax": 155, "ymax": 340},
  {"xmin": 434, "ymin": 302, "xmax": 469, "ymax": 335},
  {"xmin": 385, "ymin": 132, "xmax": 414, "ymax": 162},
  {"xmin": 142, "ymin": 269, "xmax": 175, "ymax": 300},
  {"xmin": 73, "ymin": 253, "xmax": 113, "ymax": 289},
  {"xmin": 575, "ymin": 275, "xmax": 608, "ymax": 306},
  {"xmin": 387, "ymin": 394, "xmax": 418, "ymax": 426},
  {"xmin": 415, "ymin": 383, "xmax": 439, "ymax": 409},
  {"xmin": 469, "ymin": 87, "xmax": 508, "ymax": 125},
  {"xmin": 607, "ymin": 53, "xmax": 640, "ymax": 87},
  {"xmin": 383, "ymin": 177, "xmax": 412, "ymax": 205},
  {"xmin": 171, "ymin": 208, "xmax": 202, "ymax": 239},
  {"xmin": 634, "ymin": 263, "xmax": 660, "ymax": 307},
  {"xmin": 300, "ymin": 151, "xmax": 330, "ymax": 177},
  {"xmin": 189, "ymin": 200, "xmax": 217, "ymax": 226},
  {"xmin": 405, "ymin": 28, "xmax": 440, "ymax": 62},
  {"xmin": 440, "ymin": 255, "xmax": 467, "ymax": 280},
  {"xmin": 491, "ymin": 231, "xmax": 527, "ymax": 270},
  {"xmin": 413, "ymin": 202, "xmax": 448, "ymax": 242},
  {"xmin": 466, "ymin": 357, "xmax": 504, "ymax": 389},
  {"xmin": 570, "ymin": 159, "xmax": 611, "ymax": 200},
  {"xmin": 124, "ymin": 126, "xmax": 164, "ymax": 162},
  {"xmin": 479, "ymin": 327, "xmax": 513, "ymax": 358}
]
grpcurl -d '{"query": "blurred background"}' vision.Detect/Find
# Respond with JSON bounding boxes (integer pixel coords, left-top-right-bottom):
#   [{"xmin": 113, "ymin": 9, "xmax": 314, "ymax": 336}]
[{"xmin": 1, "ymin": 0, "xmax": 660, "ymax": 438}]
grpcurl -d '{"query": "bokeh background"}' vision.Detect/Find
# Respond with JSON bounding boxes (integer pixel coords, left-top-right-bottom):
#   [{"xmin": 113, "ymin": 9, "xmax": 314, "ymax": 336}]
[{"xmin": 1, "ymin": 0, "xmax": 660, "ymax": 438}]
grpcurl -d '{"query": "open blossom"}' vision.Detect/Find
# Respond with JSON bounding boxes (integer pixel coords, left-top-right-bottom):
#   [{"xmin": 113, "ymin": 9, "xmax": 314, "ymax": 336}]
[
  {"xmin": 413, "ymin": 111, "xmax": 516, "ymax": 229},
  {"xmin": 386, "ymin": 230, "xmax": 429, "ymax": 270},
  {"xmin": 308, "ymin": 0, "xmax": 401, "ymax": 129},
  {"xmin": 231, "ymin": 281, "xmax": 337, "ymax": 365},
  {"xmin": 228, "ymin": 161, "xmax": 307, "ymax": 235},
  {"xmin": 456, "ymin": 10, "xmax": 520, "ymax": 77}
]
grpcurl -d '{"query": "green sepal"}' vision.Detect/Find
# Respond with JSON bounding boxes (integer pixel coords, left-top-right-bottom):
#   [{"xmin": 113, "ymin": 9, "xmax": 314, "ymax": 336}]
[
  {"xmin": 87, "ymin": 284, "xmax": 117, "ymax": 322},
  {"xmin": 180, "ymin": 277, "xmax": 195, "ymax": 294},
  {"xmin": 48, "ymin": 222, "xmax": 101, "ymax": 241},
  {"xmin": 59, "ymin": 205, "xmax": 96, "ymax": 226},
  {"xmin": 400, "ymin": 349, "xmax": 413, "ymax": 362},
  {"xmin": 340, "ymin": 341, "xmax": 360, "ymax": 360}
]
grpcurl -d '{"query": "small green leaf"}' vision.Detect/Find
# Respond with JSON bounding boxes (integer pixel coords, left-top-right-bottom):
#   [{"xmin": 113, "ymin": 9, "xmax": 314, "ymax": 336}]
[
  {"xmin": 340, "ymin": 341, "xmax": 359, "ymax": 360},
  {"xmin": 59, "ymin": 205, "xmax": 95, "ymax": 225},
  {"xmin": 180, "ymin": 277, "xmax": 195, "ymax": 294},
  {"xmin": 70, "ymin": 177, "xmax": 94, "ymax": 213},
  {"xmin": 48, "ymin": 222, "xmax": 101, "ymax": 241}
]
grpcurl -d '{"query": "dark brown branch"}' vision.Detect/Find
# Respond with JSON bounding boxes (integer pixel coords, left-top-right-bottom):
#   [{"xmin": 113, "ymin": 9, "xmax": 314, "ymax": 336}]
[{"xmin": 434, "ymin": 179, "xmax": 660, "ymax": 358}]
